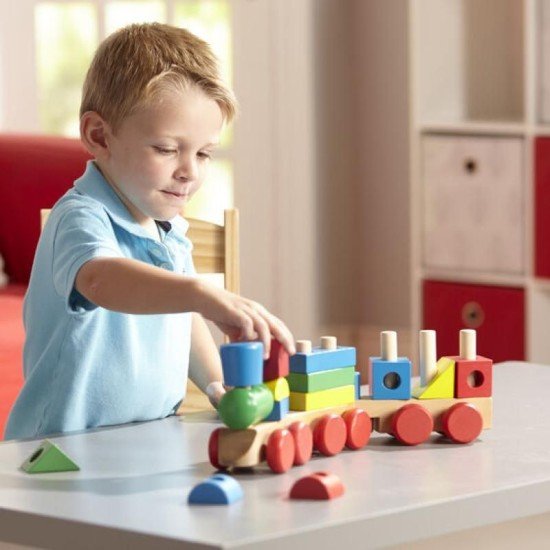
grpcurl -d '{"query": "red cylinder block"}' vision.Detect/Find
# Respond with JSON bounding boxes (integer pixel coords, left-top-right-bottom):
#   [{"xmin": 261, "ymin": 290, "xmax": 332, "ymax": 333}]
[
  {"xmin": 313, "ymin": 414, "xmax": 347, "ymax": 456},
  {"xmin": 208, "ymin": 428, "xmax": 226, "ymax": 470},
  {"xmin": 266, "ymin": 428, "xmax": 295, "ymax": 473},
  {"xmin": 342, "ymin": 408, "xmax": 372, "ymax": 450},
  {"xmin": 391, "ymin": 404, "xmax": 434, "ymax": 446},
  {"xmin": 288, "ymin": 421, "xmax": 313, "ymax": 465},
  {"xmin": 442, "ymin": 403, "xmax": 483, "ymax": 444}
]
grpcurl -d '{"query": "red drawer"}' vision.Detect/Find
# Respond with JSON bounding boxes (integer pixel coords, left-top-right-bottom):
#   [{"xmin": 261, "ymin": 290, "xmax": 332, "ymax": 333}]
[
  {"xmin": 423, "ymin": 280, "xmax": 525, "ymax": 362},
  {"xmin": 535, "ymin": 137, "xmax": 550, "ymax": 277}
]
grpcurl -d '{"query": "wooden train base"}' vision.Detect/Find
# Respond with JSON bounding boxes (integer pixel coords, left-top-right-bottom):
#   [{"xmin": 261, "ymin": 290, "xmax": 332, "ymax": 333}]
[{"xmin": 209, "ymin": 396, "xmax": 493, "ymax": 474}]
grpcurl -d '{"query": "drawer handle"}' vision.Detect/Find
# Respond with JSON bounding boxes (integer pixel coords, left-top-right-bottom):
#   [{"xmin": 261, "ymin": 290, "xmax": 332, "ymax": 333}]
[
  {"xmin": 464, "ymin": 158, "xmax": 478, "ymax": 174},
  {"xmin": 461, "ymin": 301, "xmax": 485, "ymax": 329}
]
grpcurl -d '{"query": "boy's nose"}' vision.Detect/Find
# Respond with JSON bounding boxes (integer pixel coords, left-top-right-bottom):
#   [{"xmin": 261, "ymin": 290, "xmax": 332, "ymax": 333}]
[{"xmin": 174, "ymin": 158, "xmax": 198, "ymax": 181}]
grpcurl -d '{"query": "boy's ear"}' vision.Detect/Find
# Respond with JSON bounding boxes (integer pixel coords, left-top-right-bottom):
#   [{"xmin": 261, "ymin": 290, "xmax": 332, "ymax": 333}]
[{"xmin": 80, "ymin": 111, "xmax": 112, "ymax": 159}]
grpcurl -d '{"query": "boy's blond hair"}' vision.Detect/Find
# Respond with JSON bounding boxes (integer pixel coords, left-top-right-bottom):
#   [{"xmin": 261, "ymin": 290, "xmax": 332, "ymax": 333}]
[{"xmin": 80, "ymin": 23, "xmax": 237, "ymax": 131}]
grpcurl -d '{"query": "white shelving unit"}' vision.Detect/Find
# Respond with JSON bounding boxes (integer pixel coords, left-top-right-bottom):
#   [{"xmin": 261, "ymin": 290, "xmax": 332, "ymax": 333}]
[{"xmin": 409, "ymin": 0, "xmax": 550, "ymax": 363}]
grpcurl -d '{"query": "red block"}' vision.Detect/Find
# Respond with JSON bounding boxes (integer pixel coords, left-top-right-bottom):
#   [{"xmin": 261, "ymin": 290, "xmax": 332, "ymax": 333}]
[
  {"xmin": 313, "ymin": 414, "xmax": 346, "ymax": 456},
  {"xmin": 266, "ymin": 429, "xmax": 295, "ymax": 474},
  {"xmin": 288, "ymin": 421, "xmax": 313, "ymax": 466},
  {"xmin": 289, "ymin": 472, "xmax": 345, "ymax": 500},
  {"xmin": 263, "ymin": 339, "xmax": 289, "ymax": 381},
  {"xmin": 448, "ymin": 355, "xmax": 493, "ymax": 398},
  {"xmin": 342, "ymin": 408, "xmax": 371, "ymax": 450},
  {"xmin": 391, "ymin": 404, "xmax": 434, "ymax": 446},
  {"xmin": 442, "ymin": 403, "xmax": 483, "ymax": 444}
]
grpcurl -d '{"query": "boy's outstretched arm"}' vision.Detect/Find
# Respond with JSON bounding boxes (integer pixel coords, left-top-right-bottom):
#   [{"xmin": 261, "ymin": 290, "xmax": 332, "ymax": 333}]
[
  {"xmin": 188, "ymin": 312, "xmax": 225, "ymax": 408},
  {"xmin": 75, "ymin": 257, "xmax": 295, "ymax": 357}
]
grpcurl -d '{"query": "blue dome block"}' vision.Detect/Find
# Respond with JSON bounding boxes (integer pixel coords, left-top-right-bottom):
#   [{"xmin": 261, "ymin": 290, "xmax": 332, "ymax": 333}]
[
  {"xmin": 220, "ymin": 342, "xmax": 264, "ymax": 387},
  {"xmin": 188, "ymin": 474, "xmax": 243, "ymax": 505}
]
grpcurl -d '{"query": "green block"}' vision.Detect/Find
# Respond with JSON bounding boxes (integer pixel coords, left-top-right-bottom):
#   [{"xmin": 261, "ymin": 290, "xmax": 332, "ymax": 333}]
[
  {"xmin": 218, "ymin": 384, "xmax": 274, "ymax": 429},
  {"xmin": 21, "ymin": 440, "xmax": 80, "ymax": 474},
  {"xmin": 288, "ymin": 366, "xmax": 356, "ymax": 392}
]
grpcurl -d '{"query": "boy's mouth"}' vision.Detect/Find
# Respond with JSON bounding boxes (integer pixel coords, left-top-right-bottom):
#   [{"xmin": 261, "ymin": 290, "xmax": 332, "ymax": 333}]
[{"xmin": 162, "ymin": 190, "xmax": 189, "ymax": 199}]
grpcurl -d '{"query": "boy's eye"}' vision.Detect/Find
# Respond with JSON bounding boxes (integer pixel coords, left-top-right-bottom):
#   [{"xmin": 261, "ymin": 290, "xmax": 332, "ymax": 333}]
[
  {"xmin": 197, "ymin": 151, "xmax": 212, "ymax": 160},
  {"xmin": 153, "ymin": 146, "xmax": 177, "ymax": 155}
]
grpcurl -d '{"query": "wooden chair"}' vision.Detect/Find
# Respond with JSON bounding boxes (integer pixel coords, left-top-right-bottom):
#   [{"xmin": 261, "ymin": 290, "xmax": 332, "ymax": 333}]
[
  {"xmin": 40, "ymin": 207, "xmax": 240, "ymax": 412},
  {"xmin": 40, "ymin": 208, "xmax": 240, "ymax": 293}
]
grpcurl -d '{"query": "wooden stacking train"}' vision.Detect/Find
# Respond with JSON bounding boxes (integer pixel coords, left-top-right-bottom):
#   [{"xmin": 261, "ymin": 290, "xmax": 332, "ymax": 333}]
[{"xmin": 208, "ymin": 329, "xmax": 493, "ymax": 474}]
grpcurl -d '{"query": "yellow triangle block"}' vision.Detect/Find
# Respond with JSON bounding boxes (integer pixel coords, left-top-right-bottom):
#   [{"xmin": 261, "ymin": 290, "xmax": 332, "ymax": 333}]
[{"xmin": 413, "ymin": 357, "xmax": 455, "ymax": 399}]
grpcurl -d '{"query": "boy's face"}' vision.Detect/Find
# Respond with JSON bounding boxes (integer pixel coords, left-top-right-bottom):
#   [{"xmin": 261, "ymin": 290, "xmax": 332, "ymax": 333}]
[{"xmin": 101, "ymin": 85, "xmax": 223, "ymax": 225}]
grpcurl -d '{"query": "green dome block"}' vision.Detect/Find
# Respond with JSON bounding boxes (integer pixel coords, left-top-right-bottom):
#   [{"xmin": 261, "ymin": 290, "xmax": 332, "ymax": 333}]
[
  {"xmin": 21, "ymin": 440, "xmax": 80, "ymax": 474},
  {"xmin": 252, "ymin": 384, "xmax": 275, "ymax": 421},
  {"xmin": 218, "ymin": 385, "xmax": 274, "ymax": 429}
]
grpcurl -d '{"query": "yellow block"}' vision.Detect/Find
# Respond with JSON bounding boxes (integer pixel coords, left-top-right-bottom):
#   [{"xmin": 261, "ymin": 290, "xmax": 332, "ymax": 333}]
[
  {"xmin": 413, "ymin": 357, "xmax": 455, "ymax": 399},
  {"xmin": 290, "ymin": 385, "xmax": 356, "ymax": 411},
  {"xmin": 264, "ymin": 377, "xmax": 290, "ymax": 401}
]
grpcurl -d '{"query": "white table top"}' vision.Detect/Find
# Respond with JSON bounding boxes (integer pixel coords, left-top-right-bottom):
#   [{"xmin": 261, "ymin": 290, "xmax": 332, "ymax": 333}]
[{"xmin": 0, "ymin": 361, "xmax": 549, "ymax": 549}]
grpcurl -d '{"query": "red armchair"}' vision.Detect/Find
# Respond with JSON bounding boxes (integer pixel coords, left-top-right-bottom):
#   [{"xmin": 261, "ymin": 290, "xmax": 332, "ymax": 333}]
[{"xmin": 0, "ymin": 134, "xmax": 90, "ymax": 438}]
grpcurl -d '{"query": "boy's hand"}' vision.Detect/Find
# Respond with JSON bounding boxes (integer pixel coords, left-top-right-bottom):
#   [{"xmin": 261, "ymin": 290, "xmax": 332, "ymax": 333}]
[
  {"xmin": 191, "ymin": 279, "xmax": 295, "ymax": 359},
  {"xmin": 205, "ymin": 381, "xmax": 226, "ymax": 409}
]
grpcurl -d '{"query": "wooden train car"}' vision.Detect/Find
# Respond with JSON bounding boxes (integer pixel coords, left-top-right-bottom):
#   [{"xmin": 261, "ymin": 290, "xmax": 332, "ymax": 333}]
[
  {"xmin": 209, "ymin": 395, "xmax": 492, "ymax": 473},
  {"xmin": 209, "ymin": 329, "xmax": 493, "ymax": 474}
]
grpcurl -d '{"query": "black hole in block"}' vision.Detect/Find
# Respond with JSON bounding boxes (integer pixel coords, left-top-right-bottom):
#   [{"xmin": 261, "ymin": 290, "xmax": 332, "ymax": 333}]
[
  {"xmin": 467, "ymin": 370, "xmax": 484, "ymax": 388},
  {"xmin": 383, "ymin": 372, "xmax": 401, "ymax": 390},
  {"xmin": 30, "ymin": 448, "xmax": 44, "ymax": 463}
]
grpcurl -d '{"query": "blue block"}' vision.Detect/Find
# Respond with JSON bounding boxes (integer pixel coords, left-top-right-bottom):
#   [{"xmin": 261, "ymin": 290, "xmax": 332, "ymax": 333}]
[
  {"xmin": 354, "ymin": 371, "xmax": 360, "ymax": 400},
  {"xmin": 188, "ymin": 474, "xmax": 243, "ymax": 505},
  {"xmin": 264, "ymin": 397, "xmax": 289, "ymax": 422},
  {"xmin": 370, "ymin": 357, "xmax": 412, "ymax": 400},
  {"xmin": 289, "ymin": 346, "xmax": 356, "ymax": 374},
  {"xmin": 221, "ymin": 342, "xmax": 263, "ymax": 386}
]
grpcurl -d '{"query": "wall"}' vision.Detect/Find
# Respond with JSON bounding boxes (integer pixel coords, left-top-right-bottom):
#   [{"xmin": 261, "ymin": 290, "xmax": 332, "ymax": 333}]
[
  {"xmin": 313, "ymin": 0, "xmax": 357, "ymax": 325},
  {"xmin": 350, "ymin": 0, "xmax": 411, "ymax": 328},
  {"xmin": 314, "ymin": 0, "xmax": 411, "ymax": 328}
]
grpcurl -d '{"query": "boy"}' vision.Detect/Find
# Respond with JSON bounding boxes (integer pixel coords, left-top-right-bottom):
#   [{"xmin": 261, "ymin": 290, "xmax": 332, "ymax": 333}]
[{"xmin": 5, "ymin": 23, "xmax": 295, "ymax": 440}]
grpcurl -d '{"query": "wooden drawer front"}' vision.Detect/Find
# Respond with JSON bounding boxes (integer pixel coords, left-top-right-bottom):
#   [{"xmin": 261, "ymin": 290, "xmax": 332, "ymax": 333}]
[
  {"xmin": 535, "ymin": 137, "xmax": 550, "ymax": 277},
  {"xmin": 422, "ymin": 135, "xmax": 524, "ymax": 274},
  {"xmin": 423, "ymin": 280, "xmax": 525, "ymax": 362}
]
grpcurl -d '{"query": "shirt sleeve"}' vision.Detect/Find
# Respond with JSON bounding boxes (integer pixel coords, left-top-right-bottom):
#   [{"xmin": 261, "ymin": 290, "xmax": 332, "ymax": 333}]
[{"xmin": 51, "ymin": 204, "xmax": 121, "ymax": 312}]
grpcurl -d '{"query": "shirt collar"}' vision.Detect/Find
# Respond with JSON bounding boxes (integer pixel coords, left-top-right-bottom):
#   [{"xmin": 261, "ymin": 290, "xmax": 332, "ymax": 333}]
[{"xmin": 73, "ymin": 160, "xmax": 190, "ymax": 245}]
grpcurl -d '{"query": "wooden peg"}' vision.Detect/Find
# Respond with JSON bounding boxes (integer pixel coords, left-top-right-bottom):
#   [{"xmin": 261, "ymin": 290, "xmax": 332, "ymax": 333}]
[
  {"xmin": 296, "ymin": 340, "xmax": 312, "ymax": 353},
  {"xmin": 320, "ymin": 336, "xmax": 337, "ymax": 350},
  {"xmin": 460, "ymin": 329, "xmax": 476, "ymax": 360},
  {"xmin": 381, "ymin": 331, "xmax": 397, "ymax": 361},
  {"xmin": 419, "ymin": 330, "xmax": 437, "ymax": 386}
]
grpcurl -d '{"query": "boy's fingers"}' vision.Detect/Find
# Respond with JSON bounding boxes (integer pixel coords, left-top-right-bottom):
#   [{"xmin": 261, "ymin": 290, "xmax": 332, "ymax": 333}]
[
  {"xmin": 243, "ymin": 305, "xmax": 271, "ymax": 358},
  {"xmin": 261, "ymin": 311, "xmax": 295, "ymax": 355},
  {"xmin": 236, "ymin": 311, "xmax": 256, "ymax": 342}
]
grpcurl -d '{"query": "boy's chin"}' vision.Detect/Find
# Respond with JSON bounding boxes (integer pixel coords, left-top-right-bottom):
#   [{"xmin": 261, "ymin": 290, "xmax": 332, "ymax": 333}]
[{"xmin": 153, "ymin": 207, "xmax": 185, "ymax": 221}]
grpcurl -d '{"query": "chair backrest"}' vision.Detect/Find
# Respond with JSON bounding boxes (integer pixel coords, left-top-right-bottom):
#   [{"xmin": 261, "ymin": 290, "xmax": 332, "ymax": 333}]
[{"xmin": 40, "ymin": 208, "xmax": 240, "ymax": 294}]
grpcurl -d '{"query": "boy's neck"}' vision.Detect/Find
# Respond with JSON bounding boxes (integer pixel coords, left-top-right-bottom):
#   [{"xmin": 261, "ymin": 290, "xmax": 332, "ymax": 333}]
[{"xmin": 93, "ymin": 160, "xmax": 160, "ymax": 240}]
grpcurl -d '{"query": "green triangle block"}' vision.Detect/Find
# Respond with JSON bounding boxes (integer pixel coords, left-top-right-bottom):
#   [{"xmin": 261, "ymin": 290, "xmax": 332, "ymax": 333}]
[{"xmin": 21, "ymin": 440, "xmax": 80, "ymax": 474}]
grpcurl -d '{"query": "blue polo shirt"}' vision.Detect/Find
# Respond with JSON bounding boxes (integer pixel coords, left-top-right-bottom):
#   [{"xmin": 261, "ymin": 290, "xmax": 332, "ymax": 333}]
[{"xmin": 5, "ymin": 161, "xmax": 195, "ymax": 440}]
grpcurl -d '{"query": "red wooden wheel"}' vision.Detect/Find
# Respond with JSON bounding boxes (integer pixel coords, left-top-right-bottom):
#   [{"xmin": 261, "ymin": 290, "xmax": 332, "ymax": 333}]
[
  {"xmin": 313, "ymin": 414, "xmax": 347, "ymax": 456},
  {"xmin": 342, "ymin": 408, "xmax": 372, "ymax": 450},
  {"xmin": 288, "ymin": 421, "xmax": 313, "ymax": 465},
  {"xmin": 442, "ymin": 402, "xmax": 483, "ymax": 444},
  {"xmin": 391, "ymin": 404, "xmax": 434, "ymax": 446},
  {"xmin": 208, "ymin": 428, "xmax": 226, "ymax": 470},
  {"xmin": 266, "ymin": 428, "xmax": 295, "ymax": 473}
]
